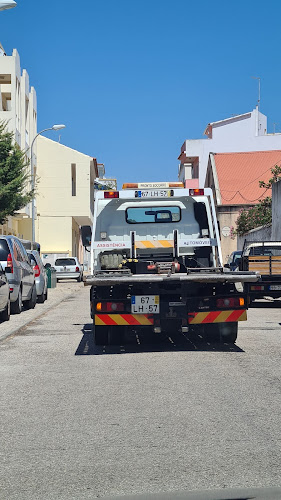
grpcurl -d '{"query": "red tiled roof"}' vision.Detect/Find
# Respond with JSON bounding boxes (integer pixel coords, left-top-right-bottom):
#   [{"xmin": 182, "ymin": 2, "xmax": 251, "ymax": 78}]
[{"xmin": 214, "ymin": 151, "xmax": 281, "ymax": 205}]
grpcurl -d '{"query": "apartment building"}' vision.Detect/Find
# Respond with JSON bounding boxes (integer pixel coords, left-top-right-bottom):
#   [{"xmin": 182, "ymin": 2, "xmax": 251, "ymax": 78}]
[
  {"xmin": 0, "ymin": 47, "xmax": 37, "ymax": 238},
  {"xmin": 36, "ymin": 136, "xmax": 98, "ymax": 266}
]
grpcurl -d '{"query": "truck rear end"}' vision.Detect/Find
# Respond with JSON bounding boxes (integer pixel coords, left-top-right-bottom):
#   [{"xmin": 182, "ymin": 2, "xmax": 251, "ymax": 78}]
[
  {"xmin": 241, "ymin": 241, "xmax": 281, "ymax": 301},
  {"xmin": 83, "ymin": 183, "xmax": 258, "ymax": 345}
]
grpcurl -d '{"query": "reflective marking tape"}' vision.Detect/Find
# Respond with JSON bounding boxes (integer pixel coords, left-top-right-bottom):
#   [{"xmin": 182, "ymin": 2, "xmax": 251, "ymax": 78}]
[
  {"xmin": 135, "ymin": 240, "xmax": 173, "ymax": 249},
  {"xmin": 95, "ymin": 314, "xmax": 154, "ymax": 326},
  {"xmin": 188, "ymin": 310, "xmax": 247, "ymax": 324}
]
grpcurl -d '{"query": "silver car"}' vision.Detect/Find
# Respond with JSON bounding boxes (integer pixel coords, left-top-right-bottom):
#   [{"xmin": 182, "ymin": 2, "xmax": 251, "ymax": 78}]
[
  {"xmin": 27, "ymin": 250, "xmax": 48, "ymax": 303},
  {"xmin": 0, "ymin": 263, "xmax": 10, "ymax": 321},
  {"xmin": 0, "ymin": 235, "xmax": 36, "ymax": 314},
  {"xmin": 54, "ymin": 257, "xmax": 83, "ymax": 282}
]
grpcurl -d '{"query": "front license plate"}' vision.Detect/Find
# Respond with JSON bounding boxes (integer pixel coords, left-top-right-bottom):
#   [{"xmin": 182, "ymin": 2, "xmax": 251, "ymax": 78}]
[
  {"xmin": 136, "ymin": 190, "xmax": 172, "ymax": 198},
  {"xmin": 269, "ymin": 285, "xmax": 281, "ymax": 290},
  {"xmin": 131, "ymin": 295, "xmax": 160, "ymax": 314}
]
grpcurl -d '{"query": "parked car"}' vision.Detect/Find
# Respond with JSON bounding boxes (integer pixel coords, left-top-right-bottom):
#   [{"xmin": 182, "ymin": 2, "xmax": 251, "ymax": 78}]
[
  {"xmin": 53, "ymin": 257, "xmax": 83, "ymax": 282},
  {"xmin": 27, "ymin": 250, "xmax": 48, "ymax": 303},
  {"xmin": 0, "ymin": 263, "xmax": 10, "ymax": 321},
  {"xmin": 225, "ymin": 250, "xmax": 242, "ymax": 271},
  {"xmin": 0, "ymin": 235, "xmax": 37, "ymax": 314}
]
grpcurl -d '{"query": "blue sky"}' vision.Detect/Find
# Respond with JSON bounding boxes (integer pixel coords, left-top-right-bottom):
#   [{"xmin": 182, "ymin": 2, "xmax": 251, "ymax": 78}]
[{"xmin": 1, "ymin": 0, "xmax": 281, "ymax": 186}]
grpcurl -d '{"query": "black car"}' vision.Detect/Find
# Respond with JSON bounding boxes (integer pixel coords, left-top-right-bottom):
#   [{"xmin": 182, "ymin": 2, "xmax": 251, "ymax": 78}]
[{"xmin": 225, "ymin": 250, "xmax": 242, "ymax": 271}]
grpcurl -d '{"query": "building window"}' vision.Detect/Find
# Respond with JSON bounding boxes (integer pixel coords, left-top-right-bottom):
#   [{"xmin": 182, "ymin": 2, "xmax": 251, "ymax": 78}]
[{"xmin": 71, "ymin": 163, "xmax": 76, "ymax": 196}]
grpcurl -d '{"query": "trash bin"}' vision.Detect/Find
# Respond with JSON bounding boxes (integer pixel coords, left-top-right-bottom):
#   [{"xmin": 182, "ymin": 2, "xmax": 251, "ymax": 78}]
[{"xmin": 46, "ymin": 267, "xmax": 57, "ymax": 288}]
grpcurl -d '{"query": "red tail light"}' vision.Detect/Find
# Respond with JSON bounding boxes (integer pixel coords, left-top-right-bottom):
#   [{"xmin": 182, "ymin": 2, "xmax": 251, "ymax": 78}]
[
  {"xmin": 96, "ymin": 301, "xmax": 125, "ymax": 312},
  {"xmin": 75, "ymin": 266, "xmax": 79, "ymax": 272},
  {"xmin": 216, "ymin": 297, "xmax": 245, "ymax": 308},
  {"xmin": 189, "ymin": 188, "xmax": 204, "ymax": 196},
  {"xmin": 7, "ymin": 253, "xmax": 13, "ymax": 273},
  {"xmin": 33, "ymin": 264, "xmax": 40, "ymax": 278},
  {"xmin": 104, "ymin": 191, "xmax": 119, "ymax": 199}
]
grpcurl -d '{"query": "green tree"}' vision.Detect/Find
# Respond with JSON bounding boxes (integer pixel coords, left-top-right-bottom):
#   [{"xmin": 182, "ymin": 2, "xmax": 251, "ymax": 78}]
[
  {"xmin": 259, "ymin": 164, "xmax": 281, "ymax": 189},
  {"xmin": 0, "ymin": 122, "xmax": 33, "ymax": 225},
  {"xmin": 235, "ymin": 197, "xmax": 272, "ymax": 236}
]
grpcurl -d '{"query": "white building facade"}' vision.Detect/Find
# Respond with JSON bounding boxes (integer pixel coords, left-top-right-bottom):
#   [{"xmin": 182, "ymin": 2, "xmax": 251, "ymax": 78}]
[
  {"xmin": 0, "ymin": 47, "xmax": 37, "ymax": 238},
  {"xmin": 178, "ymin": 107, "xmax": 281, "ymax": 187}
]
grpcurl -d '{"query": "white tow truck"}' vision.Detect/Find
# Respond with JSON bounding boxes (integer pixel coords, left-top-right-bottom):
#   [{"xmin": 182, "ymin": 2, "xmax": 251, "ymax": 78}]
[{"xmin": 81, "ymin": 182, "xmax": 259, "ymax": 345}]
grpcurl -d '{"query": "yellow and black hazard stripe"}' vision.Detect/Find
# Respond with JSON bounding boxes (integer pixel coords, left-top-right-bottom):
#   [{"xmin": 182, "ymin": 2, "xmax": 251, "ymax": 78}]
[
  {"xmin": 188, "ymin": 309, "xmax": 247, "ymax": 324},
  {"xmin": 95, "ymin": 314, "xmax": 154, "ymax": 326}
]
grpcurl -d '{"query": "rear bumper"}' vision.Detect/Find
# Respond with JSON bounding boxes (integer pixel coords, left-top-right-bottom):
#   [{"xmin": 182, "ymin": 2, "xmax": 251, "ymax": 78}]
[
  {"xmin": 35, "ymin": 276, "xmax": 45, "ymax": 296},
  {"xmin": 94, "ymin": 309, "xmax": 247, "ymax": 326},
  {"xmin": 6, "ymin": 279, "xmax": 20, "ymax": 303},
  {"xmin": 56, "ymin": 272, "xmax": 80, "ymax": 279},
  {"xmin": 249, "ymin": 281, "xmax": 281, "ymax": 299}
]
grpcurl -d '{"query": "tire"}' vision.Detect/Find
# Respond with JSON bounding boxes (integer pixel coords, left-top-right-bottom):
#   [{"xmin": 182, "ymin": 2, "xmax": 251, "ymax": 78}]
[
  {"xmin": 37, "ymin": 290, "xmax": 45, "ymax": 303},
  {"xmin": 94, "ymin": 325, "xmax": 122, "ymax": 345},
  {"xmin": 95, "ymin": 325, "xmax": 109, "ymax": 345},
  {"xmin": 44, "ymin": 287, "xmax": 48, "ymax": 301},
  {"xmin": 204, "ymin": 322, "xmax": 238, "ymax": 344},
  {"xmin": 11, "ymin": 287, "xmax": 22, "ymax": 315},
  {"xmin": 0, "ymin": 298, "xmax": 10, "ymax": 322},
  {"xmin": 24, "ymin": 284, "xmax": 37, "ymax": 310},
  {"xmin": 76, "ymin": 275, "xmax": 82, "ymax": 282},
  {"xmin": 219, "ymin": 322, "xmax": 238, "ymax": 343}
]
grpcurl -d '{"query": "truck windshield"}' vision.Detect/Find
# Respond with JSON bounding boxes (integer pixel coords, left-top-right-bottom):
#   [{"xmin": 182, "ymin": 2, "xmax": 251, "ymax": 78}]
[{"xmin": 126, "ymin": 206, "xmax": 181, "ymax": 224}]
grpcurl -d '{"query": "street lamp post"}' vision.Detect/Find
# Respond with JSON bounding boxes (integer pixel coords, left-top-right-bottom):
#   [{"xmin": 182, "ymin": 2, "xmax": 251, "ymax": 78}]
[
  {"xmin": 30, "ymin": 124, "xmax": 66, "ymax": 244},
  {"xmin": 0, "ymin": 1, "xmax": 17, "ymax": 10}
]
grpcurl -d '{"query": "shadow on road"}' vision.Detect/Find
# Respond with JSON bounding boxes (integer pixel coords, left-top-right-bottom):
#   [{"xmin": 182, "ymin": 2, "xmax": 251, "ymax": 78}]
[{"xmin": 75, "ymin": 324, "xmax": 244, "ymax": 355}]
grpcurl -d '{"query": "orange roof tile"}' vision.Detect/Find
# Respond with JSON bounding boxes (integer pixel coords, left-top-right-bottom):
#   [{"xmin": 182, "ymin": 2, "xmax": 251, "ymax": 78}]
[{"xmin": 214, "ymin": 151, "xmax": 281, "ymax": 205}]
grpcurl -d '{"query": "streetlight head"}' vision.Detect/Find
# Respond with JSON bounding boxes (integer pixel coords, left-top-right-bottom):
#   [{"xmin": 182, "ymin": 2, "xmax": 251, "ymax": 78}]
[
  {"xmin": 0, "ymin": 1, "xmax": 17, "ymax": 10},
  {"xmin": 52, "ymin": 124, "xmax": 66, "ymax": 131}
]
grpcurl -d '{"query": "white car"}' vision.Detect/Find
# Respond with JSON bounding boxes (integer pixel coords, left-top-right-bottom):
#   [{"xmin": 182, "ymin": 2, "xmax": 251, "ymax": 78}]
[{"xmin": 53, "ymin": 257, "xmax": 83, "ymax": 282}]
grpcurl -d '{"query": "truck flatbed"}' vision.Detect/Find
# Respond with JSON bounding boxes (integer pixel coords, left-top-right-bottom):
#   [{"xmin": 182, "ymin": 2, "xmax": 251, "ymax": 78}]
[{"xmin": 84, "ymin": 270, "xmax": 259, "ymax": 286}]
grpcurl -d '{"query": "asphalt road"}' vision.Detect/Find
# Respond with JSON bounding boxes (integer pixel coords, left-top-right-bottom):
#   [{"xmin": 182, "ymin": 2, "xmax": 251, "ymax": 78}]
[{"xmin": 0, "ymin": 287, "xmax": 281, "ymax": 500}]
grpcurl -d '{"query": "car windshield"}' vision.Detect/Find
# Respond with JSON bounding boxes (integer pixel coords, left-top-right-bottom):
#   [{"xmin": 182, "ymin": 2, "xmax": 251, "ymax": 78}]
[
  {"xmin": 55, "ymin": 258, "xmax": 76, "ymax": 266},
  {"xmin": 0, "ymin": 240, "xmax": 9, "ymax": 261}
]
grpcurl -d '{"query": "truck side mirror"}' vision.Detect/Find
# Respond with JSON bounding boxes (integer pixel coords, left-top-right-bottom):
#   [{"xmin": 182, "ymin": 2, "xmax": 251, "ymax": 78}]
[{"xmin": 81, "ymin": 225, "xmax": 92, "ymax": 247}]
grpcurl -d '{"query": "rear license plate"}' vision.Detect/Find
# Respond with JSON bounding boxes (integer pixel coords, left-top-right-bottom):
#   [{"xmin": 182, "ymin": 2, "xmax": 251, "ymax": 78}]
[
  {"xmin": 131, "ymin": 295, "xmax": 160, "ymax": 314},
  {"xmin": 269, "ymin": 285, "xmax": 281, "ymax": 290},
  {"xmin": 136, "ymin": 190, "xmax": 172, "ymax": 198}
]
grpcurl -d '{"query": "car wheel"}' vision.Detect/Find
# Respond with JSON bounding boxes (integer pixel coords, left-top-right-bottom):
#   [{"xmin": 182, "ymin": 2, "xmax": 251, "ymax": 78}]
[
  {"xmin": 76, "ymin": 275, "xmax": 82, "ymax": 282},
  {"xmin": 0, "ymin": 298, "xmax": 10, "ymax": 322},
  {"xmin": 37, "ymin": 290, "xmax": 45, "ymax": 303},
  {"xmin": 24, "ymin": 284, "xmax": 37, "ymax": 310},
  {"xmin": 44, "ymin": 287, "xmax": 48, "ymax": 301},
  {"xmin": 11, "ymin": 288, "xmax": 22, "ymax": 315}
]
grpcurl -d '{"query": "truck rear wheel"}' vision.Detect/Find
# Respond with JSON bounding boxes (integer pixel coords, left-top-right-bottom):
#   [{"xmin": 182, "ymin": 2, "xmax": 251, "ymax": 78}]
[
  {"xmin": 204, "ymin": 322, "xmax": 238, "ymax": 344},
  {"xmin": 94, "ymin": 326, "xmax": 109, "ymax": 345},
  {"xmin": 219, "ymin": 322, "xmax": 238, "ymax": 343},
  {"xmin": 94, "ymin": 326, "xmax": 122, "ymax": 346}
]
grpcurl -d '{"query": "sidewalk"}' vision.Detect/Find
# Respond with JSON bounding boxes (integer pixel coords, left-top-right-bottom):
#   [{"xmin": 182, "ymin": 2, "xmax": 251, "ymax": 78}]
[{"xmin": 0, "ymin": 281, "xmax": 84, "ymax": 343}]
